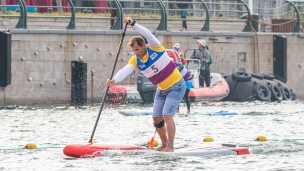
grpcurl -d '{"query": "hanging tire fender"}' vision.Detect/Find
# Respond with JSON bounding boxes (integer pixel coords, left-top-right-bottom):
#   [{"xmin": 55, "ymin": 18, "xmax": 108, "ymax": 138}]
[
  {"xmin": 253, "ymin": 84, "xmax": 271, "ymax": 101},
  {"xmin": 268, "ymin": 84, "xmax": 283, "ymax": 101},
  {"xmin": 251, "ymin": 73, "xmax": 264, "ymax": 80},
  {"xmin": 232, "ymin": 72, "xmax": 252, "ymax": 82},
  {"xmin": 281, "ymin": 86, "xmax": 292, "ymax": 100},
  {"xmin": 262, "ymin": 74, "xmax": 275, "ymax": 80}
]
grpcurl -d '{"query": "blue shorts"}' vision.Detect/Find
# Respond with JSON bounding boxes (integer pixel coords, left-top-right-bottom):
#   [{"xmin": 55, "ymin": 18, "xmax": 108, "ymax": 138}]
[{"xmin": 153, "ymin": 79, "xmax": 186, "ymax": 117}]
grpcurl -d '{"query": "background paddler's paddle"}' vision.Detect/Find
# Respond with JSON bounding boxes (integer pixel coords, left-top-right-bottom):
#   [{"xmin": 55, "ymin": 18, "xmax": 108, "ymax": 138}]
[{"xmin": 88, "ymin": 23, "xmax": 128, "ymax": 143}]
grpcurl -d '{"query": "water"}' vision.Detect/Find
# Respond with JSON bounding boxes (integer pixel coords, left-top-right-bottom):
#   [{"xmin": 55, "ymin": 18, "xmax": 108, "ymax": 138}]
[{"xmin": 1, "ymin": 100, "xmax": 304, "ymax": 171}]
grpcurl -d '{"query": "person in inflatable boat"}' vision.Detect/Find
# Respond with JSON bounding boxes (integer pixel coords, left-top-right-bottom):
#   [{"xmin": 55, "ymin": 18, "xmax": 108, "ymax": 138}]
[
  {"xmin": 106, "ymin": 17, "xmax": 186, "ymax": 152},
  {"xmin": 167, "ymin": 43, "xmax": 186, "ymax": 64}
]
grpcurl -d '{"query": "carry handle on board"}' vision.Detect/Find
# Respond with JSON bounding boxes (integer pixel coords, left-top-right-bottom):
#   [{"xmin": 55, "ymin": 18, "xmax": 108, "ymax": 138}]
[{"xmin": 88, "ymin": 23, "xmax": 128, "ymax": 143}]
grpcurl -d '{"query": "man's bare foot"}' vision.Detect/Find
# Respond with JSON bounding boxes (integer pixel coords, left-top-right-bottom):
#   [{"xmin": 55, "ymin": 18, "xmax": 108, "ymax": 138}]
[
  {"xmin": 162, "ymin": 146, "xmax": 174, "ymax": 152},
  {"xmin": 176, "ymin": 110, "xmax": 179, "ymax": 113},
  {"xmin": 155, "ymin": 145, "xmax": 167, "ymax": 151},
  {"xmin": 186, "ymin": 110, "xmax": 191, "ymax": 114}
]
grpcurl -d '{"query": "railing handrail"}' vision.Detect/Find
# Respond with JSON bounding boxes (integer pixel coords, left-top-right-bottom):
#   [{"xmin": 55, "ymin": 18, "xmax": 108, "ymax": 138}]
[{"xmin": 0, "ymin": 0, "xmax": 302, "ymax": 33}]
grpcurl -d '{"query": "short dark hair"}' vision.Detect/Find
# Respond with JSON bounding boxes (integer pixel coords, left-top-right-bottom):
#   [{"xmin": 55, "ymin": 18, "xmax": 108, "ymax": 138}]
[{"xmin": 128, "ymin": 36, "xmax": 145, "ymax": 47}]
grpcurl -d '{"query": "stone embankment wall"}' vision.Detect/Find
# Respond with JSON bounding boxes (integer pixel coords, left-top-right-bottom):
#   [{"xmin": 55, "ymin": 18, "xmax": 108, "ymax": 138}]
[{"xmin": 0, "ymin": 18, "xmax": 303, "ymax": 105}]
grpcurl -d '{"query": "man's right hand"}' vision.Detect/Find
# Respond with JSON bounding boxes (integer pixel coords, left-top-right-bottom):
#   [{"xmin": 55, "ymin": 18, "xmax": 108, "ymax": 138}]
[
  {"xmin": 106, "ymin": 79, "xmax": 115, "ymax": 87},
  {"xmin": 123, "ymin": 17, "xmax": 133, "ymax": 25}
]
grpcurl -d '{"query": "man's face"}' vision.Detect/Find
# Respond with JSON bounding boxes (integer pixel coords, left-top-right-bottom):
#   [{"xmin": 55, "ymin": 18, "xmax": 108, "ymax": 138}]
[
  {"xmin": 131, "ymin": 42, "xmax": 147, "ymax": 59},
  {"xmin": 198, "ymin": 43, "xmax": 204, "ymax": 49}
]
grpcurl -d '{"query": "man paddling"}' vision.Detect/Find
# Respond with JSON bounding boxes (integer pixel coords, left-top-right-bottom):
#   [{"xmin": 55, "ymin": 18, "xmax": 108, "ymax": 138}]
[{"xmin": 106, "ymin": 17, "xmax": 186, "ymax": 152}]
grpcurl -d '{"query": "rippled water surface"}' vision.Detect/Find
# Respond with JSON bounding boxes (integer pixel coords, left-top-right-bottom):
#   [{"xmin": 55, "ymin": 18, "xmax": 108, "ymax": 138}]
[{"xmin": 1, "ymin": 100, "xmax": 304, "ymax": 171}]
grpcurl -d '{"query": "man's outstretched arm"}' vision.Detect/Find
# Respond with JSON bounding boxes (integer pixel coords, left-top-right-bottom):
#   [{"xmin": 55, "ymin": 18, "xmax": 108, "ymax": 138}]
[{"xmin": 124, "ymin": 17, "xmax": 160, "ymax": 47}]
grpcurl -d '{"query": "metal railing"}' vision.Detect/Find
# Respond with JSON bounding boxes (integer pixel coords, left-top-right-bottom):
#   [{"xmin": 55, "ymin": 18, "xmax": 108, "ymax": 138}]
[{"xmin": 0, "ymin": 0, "xmax": 303, "ymax": 33}]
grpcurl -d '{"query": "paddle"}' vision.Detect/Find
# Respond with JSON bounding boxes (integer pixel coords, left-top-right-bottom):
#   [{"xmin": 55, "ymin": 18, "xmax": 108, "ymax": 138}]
[{"xmin": 88, "ymin": 23, "xmax": 128, "ymax": 143}]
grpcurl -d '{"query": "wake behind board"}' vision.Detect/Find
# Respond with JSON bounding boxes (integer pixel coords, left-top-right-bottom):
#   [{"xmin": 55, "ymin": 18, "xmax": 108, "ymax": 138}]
[
  {"xmin": 118, "ymin": 110, "xmax": 237, "ymax": 116},
  {"xmin": 63, "ymin": 143, "xmax": 249, "ymax": 158}
]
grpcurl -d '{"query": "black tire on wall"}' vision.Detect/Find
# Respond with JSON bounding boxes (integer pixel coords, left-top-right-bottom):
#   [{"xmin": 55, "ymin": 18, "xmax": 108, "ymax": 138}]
[
  {"xmin": 253, "ymin": 84, "xmax": 271, "ymax": 101},
  {"xmin": 291, "ymin": 89, "xmax": 297, "ymax": 100},
  {"xmin": 281, "ymin": 86, "xmax": 293, "ymax": 100},
  {"xmin": 232, "ymin": 72, "xmax": 252, "ymax": 82},
  {"xmin": 251, "ymin": 74, "xmax": 264, "ymax": 80},
  {"xmin": 262, "ymin": 74, "xmax": 275, "ymax": 80},
  {"xmin": 268, "ymin": 84, "xmax": 283, "ymax": 101}
]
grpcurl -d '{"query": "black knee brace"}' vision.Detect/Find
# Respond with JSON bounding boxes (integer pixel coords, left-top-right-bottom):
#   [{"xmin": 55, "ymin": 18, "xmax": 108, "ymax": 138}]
[{"xmin": 153, "ymin": 119, "xmax": 165, "ymax": 129}]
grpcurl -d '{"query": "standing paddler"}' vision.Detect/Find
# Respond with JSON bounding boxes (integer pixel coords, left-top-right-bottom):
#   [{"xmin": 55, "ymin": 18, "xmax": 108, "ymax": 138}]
[{"xmin": 106, "ymin": 17, "xmax": 186, "ymax": 152}]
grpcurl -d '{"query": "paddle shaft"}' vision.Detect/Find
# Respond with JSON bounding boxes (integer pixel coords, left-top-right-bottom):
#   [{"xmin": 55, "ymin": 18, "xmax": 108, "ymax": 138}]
[{"xmin": 88, "ymin": 24, "xmax": 128, "ymax": 143}]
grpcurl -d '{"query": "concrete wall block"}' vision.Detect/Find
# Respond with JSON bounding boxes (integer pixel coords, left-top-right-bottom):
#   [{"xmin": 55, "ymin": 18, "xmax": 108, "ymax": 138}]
[
  {"xmin": 87, "ymin": 34, "xmax": 104, "ymax": 42},
  {"xmin": 11, "ymin": 34, "xmax": 20, "ymax": 41},
  {"xmin": 82, "ymin": 52, "xmax": 96, "ymax": 62},
  {"xmin": 44, "ymin": 61, "xmax": 54, "ymax": 71},
  {"xmin": 11, "ymin": 61, "xmax": 24, "ymax": 72},
  {"xmin": 287, "ymin": 43, "xmax": 300, "ymax": 56},
  {"xmin": 45, "ymin": 41, "xmax": 54, "ymax": 51},
  {"xmin": 57, "ymin": 90, "xmax": 70, "ymax": 101},
  {"xmin": 72, "ymin": 41, "xmax": 84, "ymax": 51},
  {"xmin": 245, "ymin": 52, "xmax": 255, "ymax": 62},
  {"xmin": 35, "ymin": 41, "xmax": 47, "ymax": 51},
  {"xmin": 229, "ymin": 53, "xmax": 238, "ymax": 62},
  {"xmin": 258, "ymin": 43, "xmax": 271, "ymax": 53},
  {"xmin": 76, "ymin": 34, "xmax": 87, "ymax": 42},
  {"xmin": 27, "ymin": 34, "xmax": 41, "ymax": 42},
  {"xmin": 23, "ymin": 41, "xmax": 31, "ymax": 52},
  {"xmin": 34, "ymin": 61, "xmax": 44, "ymax": 71},
  {"xmin": 19, "ymin": 91, "xmax": 31, "ymax": 99},
  {"xmin": 287, "ymin": 70, "xmax": 301, "ymax": 85},
  {"xmin": 95, "ymin": 52, "xmax": 108, "ymax": 62},
  {"xmin": 46, "ymin": 34, "xmax": 59, "ymax": 42},
  {"xmin": 8, "ymin": 90, "xmax": 20, "ymax": 99},
  {"xmin": 33, "ymin": 71, "xmax": 50, "ymax": 81},
  {"xmin": 52, "ymin": 61, "xmax": 65, "ymax": 71},
  {"xmin": 88, "ymin": 42, "xmax": 101, "ymax": 53},
  {"xmin": 88, "ymin": 62, "xmax": 103, "ymax": 73},
  {"xmin": 11, "ymin": 41, "xmax": 22, "ymax": 54},
  {"xmin": 47, "ymin": 90, "xmax": 58, "ymax": 101},
  {"xmin": 49, "ymin": 71, "xmax": 65, "ymax": 81},
  {"xmin": 287, "ymin": 62, "xmax": 300, "ymax": 72},
  {"xmin": 24, "ymin": 61, "xmax": 35, "ymax": 71},
  {"xmin": 259, "ymin": 61, "xmax": 273, "ymax": 74},
  {"xmin": 21, "ymin": 72, "xmax": 32, "ymax": 84},
  {"xmin": 66, "ymin": 34, "xmax": 77, "ymax": 42},
  {"xmin": 27, "ymin": 41, "xmax": 36, "ymax": 51},
  {"xmin": 300, "ymin": 53, "xmax": 304, "ymax": 62},
  {"xmin": 52, "ymin": 42, "xmax": 66, "ymax": 52},
  {"xmin": 58, "ymin": 34, "xmax": 69, "ymax": 41},
  {"xmin": 219, "ymin": 61, "xmax": 239, "ymax": 76},
  {"xmin": 259, "ymin": 52, "xmax": 272, "ymax": 62},
  {"xmin": 56, "ymin": 52, "xmax": 66, "ymax": 61},
  {"xmin": 44, "ymin": 51, "xmax": 58, "ymax": 62},
  {"xmin": 288, "ymin": 52, "xmax": 300, "ymax": 62},
  {"xmin": 36, "ymin": 90, "xmax": 51, "ymax": 101},
  {"xmin": 104, "ymin": 34, "xmax": 120, "ymax": 42},
  {"xmin": 1, "ymin": 98, "xmax": 19, "ymax": 106},
  {"xmin": 11, "ymin": 51, "xmax": 22, "ymax": 61},
  {"xmin": 13, "ymin": 71, "xmax": 29, "ymax": 82}
]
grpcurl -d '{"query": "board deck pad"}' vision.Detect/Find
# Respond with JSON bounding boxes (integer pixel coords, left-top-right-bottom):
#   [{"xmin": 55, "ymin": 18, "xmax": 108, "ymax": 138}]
[{"xmin": 63, "ymin": 143, "xmax": 249, "ymax": 158}]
